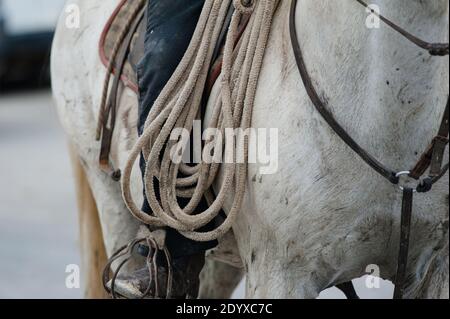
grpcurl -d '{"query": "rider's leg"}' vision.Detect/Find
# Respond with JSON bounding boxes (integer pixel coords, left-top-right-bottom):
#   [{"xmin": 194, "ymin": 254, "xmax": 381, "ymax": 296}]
[
  {"xmin": 113, "ymin": 0, "xmax": 217, "ymax": 298},
  {"xmin": 137, "ymin": 0, "xmax": 217, "ymax": 261}
]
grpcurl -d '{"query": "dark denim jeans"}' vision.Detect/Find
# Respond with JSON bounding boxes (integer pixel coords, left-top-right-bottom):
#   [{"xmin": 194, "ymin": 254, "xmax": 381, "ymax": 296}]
[{"xmin": 137, "ymin": 0, "xmax": 217, "ymax": 258}]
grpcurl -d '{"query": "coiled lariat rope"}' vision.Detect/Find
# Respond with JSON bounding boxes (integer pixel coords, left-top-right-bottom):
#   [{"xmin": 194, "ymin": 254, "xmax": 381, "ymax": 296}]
[{"xmin": 121, "ymin": 0, "xmax": 280, "ymax": 242}]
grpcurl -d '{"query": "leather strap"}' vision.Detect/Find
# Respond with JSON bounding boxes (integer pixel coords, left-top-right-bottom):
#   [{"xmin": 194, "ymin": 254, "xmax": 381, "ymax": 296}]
[
  {"xmin": 393, "ymin": 188, "xmax": 414, "ymax": 299},
  {"xmin": 430, "ymin": 101, "xmax": 449, "ymax": 176},
  {"xmin": 99, "ymin": 7, "xmax": 146, "ymax": 180},
  {"xmin": 410, "ymin": 100, "xmax": 449, "ymax": 179},
  {"xmin": 355, "ymin": 0, "xmax": 449, "ymax": 56},
  {"xmin": 336, "ymin": 282, "xmax": 360, "ymax": 299}
]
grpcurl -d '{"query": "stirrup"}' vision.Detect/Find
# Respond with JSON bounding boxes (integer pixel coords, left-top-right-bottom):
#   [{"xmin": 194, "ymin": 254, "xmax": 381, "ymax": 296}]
[{"xmin": 102, "ymin": 230, "xmax": 173, "ymax": 299}]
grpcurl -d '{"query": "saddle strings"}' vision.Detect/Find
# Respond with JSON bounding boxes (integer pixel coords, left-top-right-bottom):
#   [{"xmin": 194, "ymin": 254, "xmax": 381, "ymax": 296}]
[
  {"xmin": 96, "ymin": 0, "xmax": 147, "ymax": 141},
  {"xmin": 121, "ymin": 0, "xmax": 280, "ymax": 242}
]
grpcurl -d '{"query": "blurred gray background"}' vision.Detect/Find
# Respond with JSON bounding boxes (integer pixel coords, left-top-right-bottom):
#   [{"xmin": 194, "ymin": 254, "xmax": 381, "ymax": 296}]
[{"xmin": 0, "ymin": 89, "xmax": 81, "ymax": 298}]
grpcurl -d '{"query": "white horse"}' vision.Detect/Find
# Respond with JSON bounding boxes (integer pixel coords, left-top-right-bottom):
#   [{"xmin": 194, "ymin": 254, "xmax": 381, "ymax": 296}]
[{"xmin": 51, "ymin": 0, "xmax": 449, "ymax": 298}]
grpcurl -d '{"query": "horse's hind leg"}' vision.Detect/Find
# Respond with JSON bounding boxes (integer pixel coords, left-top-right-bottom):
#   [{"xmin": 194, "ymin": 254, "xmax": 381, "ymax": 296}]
[
  {"xmin": 69, "ymin": 143, "xmax": 109, "ymax": 299},
  {"xmin": 199, "ymin": 259, "xmax": 244, "ymax": 299}
]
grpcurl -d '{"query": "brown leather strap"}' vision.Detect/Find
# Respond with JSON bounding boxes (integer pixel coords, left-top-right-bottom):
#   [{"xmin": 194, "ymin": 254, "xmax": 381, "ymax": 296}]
[
  {"xmin": 393, "ymin": 188, "xmax": 414, "ymax": 299},
  {"xmin": 410, "ymin": 142, "xmax": 437, "ymax": 180},
  {"xmin": 410, "ymin": 100, "xmax": 449, "ymax": 179},
  {"xmin": 355, "ymin": 0, "xmax": 449, "ymax": 56},
  {"xmin": 430, "ymin": 100, "xmax": 449, "ymax": 176},
  {"xmin": 99, "ymin": 7, "xmax": 146, "ymax": 180}
]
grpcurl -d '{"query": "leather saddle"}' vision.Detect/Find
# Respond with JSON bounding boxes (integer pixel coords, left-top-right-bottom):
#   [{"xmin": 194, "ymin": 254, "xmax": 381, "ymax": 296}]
[
  {"xmin": 99, "ymin": 0, "xmax": 238, "ymax": 99},
  {"xmin": 99, "ymin": 0, "xmax": 145, "ymax": 95}
]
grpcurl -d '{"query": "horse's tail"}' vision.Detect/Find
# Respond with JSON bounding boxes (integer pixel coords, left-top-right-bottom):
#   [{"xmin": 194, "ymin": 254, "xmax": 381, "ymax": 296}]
[{"xmin": 69, "ymin": 143, "xmax": 109, "ymax": 299}]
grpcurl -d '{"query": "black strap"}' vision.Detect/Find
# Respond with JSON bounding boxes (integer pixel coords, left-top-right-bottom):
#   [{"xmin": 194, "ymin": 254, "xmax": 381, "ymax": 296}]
[
  {"xmin": 336, "ymin": 282, "xmax": 360, "ymax": 299},
  {"xmin": 355, "ymin": 0, "xmax": 449, "ymax": 56},
  {"xmin": 393, "ymin": 188, "xmax": 414, "ymax": 299}
]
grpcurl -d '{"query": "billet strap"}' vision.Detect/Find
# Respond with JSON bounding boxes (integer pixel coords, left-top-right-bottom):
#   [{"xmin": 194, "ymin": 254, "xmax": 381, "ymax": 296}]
[
  {"xmin": 429, "ymin": 100, "xmax": 449, "ymax": 176},
  {"xmin": 410, "ymin": 100, "xmax": 449, "ymax": 179}
]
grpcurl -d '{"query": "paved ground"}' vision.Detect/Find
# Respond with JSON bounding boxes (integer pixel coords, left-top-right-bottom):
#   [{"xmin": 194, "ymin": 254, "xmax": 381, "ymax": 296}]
[
  {"xmin": 0, "ymin": 88, "xmax": 81, "ymax": 298},
  {"xmin": 0, "ymin": 88, "xmax": 392, "ymax": 299}
]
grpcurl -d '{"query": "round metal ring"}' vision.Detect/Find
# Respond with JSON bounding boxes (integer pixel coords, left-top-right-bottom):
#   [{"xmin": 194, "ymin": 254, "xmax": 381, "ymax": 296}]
[
  {"xmin": 395, "ymin": 171, "xmax": 417, "ymax": 192},
  {"xmin": 395, "ymin": 171, "xmax": 411, "ymax": 178}
]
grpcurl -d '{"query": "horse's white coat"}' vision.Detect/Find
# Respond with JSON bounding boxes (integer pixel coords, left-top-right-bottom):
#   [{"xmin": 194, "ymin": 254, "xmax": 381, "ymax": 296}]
[
  {"xmin": 52, "ymin": 0, "xmax": 143, "ymax": 256},
  {"xmin": 52, "ymin": 0, "xmax": 449, "ymax": 298}
]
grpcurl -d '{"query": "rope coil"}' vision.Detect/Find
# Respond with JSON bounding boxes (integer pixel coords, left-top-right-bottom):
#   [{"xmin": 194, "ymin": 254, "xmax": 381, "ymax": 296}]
[{"xmin": 121, "ymin": 0, "xmax": 280, "ymax": 242}]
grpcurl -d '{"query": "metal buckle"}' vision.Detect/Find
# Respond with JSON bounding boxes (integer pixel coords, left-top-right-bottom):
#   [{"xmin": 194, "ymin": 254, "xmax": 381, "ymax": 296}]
[{"xmin": 395, "ymin": 171, "xmax": 417, "ymax": 193}]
